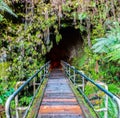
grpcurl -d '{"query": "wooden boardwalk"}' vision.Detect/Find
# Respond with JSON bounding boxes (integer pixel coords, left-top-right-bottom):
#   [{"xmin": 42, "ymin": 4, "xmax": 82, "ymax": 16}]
[{"xmin": 37, "ymin": 69, "xmax": 85, "ymax": 118}]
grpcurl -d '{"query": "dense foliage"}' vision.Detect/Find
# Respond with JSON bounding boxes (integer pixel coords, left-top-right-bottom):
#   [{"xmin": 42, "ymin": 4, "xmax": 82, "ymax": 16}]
[
  {"xmin": 66, "ymin": 0, "xmax": 120, "ymax": 95},
  {"xmin": 92, "ymin": 22, "xmax": 120, "ymax": 62}
]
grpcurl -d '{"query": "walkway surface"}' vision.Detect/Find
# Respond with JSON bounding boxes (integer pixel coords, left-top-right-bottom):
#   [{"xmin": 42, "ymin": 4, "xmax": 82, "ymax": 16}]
[{"xmin": 37, "ymin": 69, "xmax": 85, "ymax": 118}]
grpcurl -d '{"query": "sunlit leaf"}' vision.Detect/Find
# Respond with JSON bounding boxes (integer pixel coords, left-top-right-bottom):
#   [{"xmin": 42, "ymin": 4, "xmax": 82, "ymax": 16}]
[{"xmin": 78, "ymin": 12, "xmax": 88, "ymax": 20}]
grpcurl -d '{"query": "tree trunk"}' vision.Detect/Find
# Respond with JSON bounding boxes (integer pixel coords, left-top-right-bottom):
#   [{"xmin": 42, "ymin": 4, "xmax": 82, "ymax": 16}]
[
  {"xmin": 87, "ymin": 18, "xmax": 91, "ymax": 47},
  {"xmin": 111, "ymin": 0, "xmax": 116, "ymax": 20}
]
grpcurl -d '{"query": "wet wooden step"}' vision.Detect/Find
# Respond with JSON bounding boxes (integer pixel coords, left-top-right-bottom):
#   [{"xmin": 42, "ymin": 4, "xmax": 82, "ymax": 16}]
[
  {"xmin": 41, "ymin": 98, "xmax": 78, "ymax": 105},
  {"xmin": 37, "ymin": 114, "xmax": 83, "ymax": 118}
]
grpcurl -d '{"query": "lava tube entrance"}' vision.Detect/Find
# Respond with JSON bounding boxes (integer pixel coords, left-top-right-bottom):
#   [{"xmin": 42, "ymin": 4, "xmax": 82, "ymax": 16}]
[{"xmin": 46, "ymin": 26, "xmax": 83, "ymax": 69}]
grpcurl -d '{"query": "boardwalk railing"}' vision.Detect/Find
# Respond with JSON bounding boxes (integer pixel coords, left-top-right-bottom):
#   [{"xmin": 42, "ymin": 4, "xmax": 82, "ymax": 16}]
[
  {"xmin": 5, "ymin": 62, "xmax": 50, "ymax": 118},
  {"xmin": 61, "ymin": 61, "xmax": 120, "ymax": 118}
]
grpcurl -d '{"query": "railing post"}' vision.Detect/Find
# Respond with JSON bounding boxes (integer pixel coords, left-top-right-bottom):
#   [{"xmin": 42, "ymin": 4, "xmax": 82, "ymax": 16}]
[
  {"xmin": 15, "ymin": 81, "xmax": 26, "ymax": 118},
  {"xmin": 33, "ymin": 77, "xmax": 36, "ymax": 96},
  {"xmin": 105, "ymin": 86, "xmax": 108, "ymax": 118},
  {"xmin": 114, "ymin": 97, "xmax": 120, "ymax": 118},
  {"xmin": 73, "ymin": 67, "xmax": 76, "ymax": 85},
  {"xmin": 15, "ymin": 91, "xmax": 19, "ymax": 118},
  {"xmin": 80, "ymin": 71, "xmax": 85, "ymax": 92},
  {"xmin": 36, "ymin": 73, "xmax": 39, "ymax": 81},
  {"xmin": 95, "ymin": 82, "xmax": 108, "ymax": 118},
  {"xmin": 82, "ymin": 76, "xmax": 85, "ymax": 92},
  {"xmin": 46, "ymin": 64, "xmax": 49, "ymax": 77},
  {"xmin": 44, "ymin": 66, "xmax": 46, "ymax": 77},
  {"xmin": 40, "ymin": 71, "xmax": 41, "ymax": 83},
  {"xmin": 64, "ymin": 64, "xmax": 66, "ymax": 72},
  {"xmin": 5, "ymin": 96, "xmax": 12, "ymax": 118},
  {"xmin": 68, "ymin": 65, "xmax": 71, "ymax": 77}
]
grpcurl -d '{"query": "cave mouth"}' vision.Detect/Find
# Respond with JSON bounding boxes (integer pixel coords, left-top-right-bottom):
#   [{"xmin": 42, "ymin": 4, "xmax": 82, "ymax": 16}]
[{"xmin": 46, "ymin": 26, "xmax": 83, "ymax": 69}]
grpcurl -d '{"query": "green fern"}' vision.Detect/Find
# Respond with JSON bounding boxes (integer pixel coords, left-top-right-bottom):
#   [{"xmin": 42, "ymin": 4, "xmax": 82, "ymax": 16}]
[
  {"xmin": 0, "ymin": 0, "xmax": 17, "ymax": 21},
  {"xmin": 0, "ymin": 14, "xmax": 3, "ymax": 21},
  {"xmin": 107, "ymin": 49, "xmax": 120, "ymax": 62},
  {"xmin": 92, "ymin": 22, "xmax": 120, "ymax": 62},
  {"xmin": 78, "ymin": 12, "xmax": 88, "ymax": 20}
]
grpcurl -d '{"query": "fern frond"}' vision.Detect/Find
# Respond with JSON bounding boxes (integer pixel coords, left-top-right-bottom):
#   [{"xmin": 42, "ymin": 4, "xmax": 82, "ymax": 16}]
[
  {"xmin": 92, "ymin": 37, "xmax": 115, "ymax": 53},
  {"xmin": 0, "ymin": 0, "xmax": 17, "ymax": 17},
  {"xmin": 108, "ymin": 51, "xmax": 120, "ymax": 61},
  {"xmin": 92, "ymin": 21, "xmax": 120, "ymax": 62}
]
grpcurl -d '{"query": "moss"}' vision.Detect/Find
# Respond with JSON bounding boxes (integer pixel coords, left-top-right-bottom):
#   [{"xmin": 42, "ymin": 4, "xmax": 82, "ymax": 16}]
[
  {"xmin": 68, "ymin": 79, "xmax": 97, "ymax": 118},
  {"xmin": 0, "ymin": 62, "xmax": 10, "ymax": 78},
  {"xmin": 27, "ymin": 78, "xmax": 48, "ymax": 118}
]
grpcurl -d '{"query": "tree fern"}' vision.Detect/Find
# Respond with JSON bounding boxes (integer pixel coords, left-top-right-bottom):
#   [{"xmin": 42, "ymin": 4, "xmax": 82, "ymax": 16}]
[
  {"xmin": 92, "ymin": 22, "xmax": 120, "ymax": 62},
  {"xmin": 0, "ymin": 0, "xmax": 17, "ymax": 21},
  {"xmin": 107, "ymin": 44, "xmax": 120, "ymax": 62},
  {"xmin": 92, "ymin": 37, "xmax": 116, "ymax": 53}
]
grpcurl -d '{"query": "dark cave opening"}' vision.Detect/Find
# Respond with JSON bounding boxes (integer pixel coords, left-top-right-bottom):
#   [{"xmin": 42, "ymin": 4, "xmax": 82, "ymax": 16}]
[{"xmin": 46, "ymin": 26, "xmax": 83, "ymax": 68}]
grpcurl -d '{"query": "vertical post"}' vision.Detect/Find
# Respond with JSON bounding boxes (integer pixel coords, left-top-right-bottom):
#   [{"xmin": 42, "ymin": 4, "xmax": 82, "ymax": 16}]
[
  {"xmin": 81, "ymin": 71, "xmax": 85, "ymax": 92},
  {"xmin": 5, "ymin": 96, "xmax": 12, "ymax": 118},
  {"xmin": 46, "ymin": 64, "xmax": 48, "ymax": 76},
  {"xmin": 15, "ymin": 83, "xmax": 19, "ymax": 118},
  {"xmin": 33, "ymin": 78, "xmax": 35, "ymax": 96},
  {"xmin": 15, "ymin": 95, "xmax": 19, "ymax": 118},
  {"xmin": 95, "ymin": 82, "xmax": 108, "ymax": 118},
  {"xmin": 36, "ymin": 73, "xmax": 38, "ymax": 82},
  {"xmin": 44, "ymin": 66, "xmax": 46, "ymax": 77},
  {"xmin": 82, "ymin": 76, "xmax": 85, "ymax": 92},
  {"xmin": 69, "ymin": 65, "xmax": 71, "ymax": 77},
  {"xmin": 115, "ymin": 98, "xmax": 120, "ymax": 118},
  {"xmin": 15, "ymin": 81, "xmax": 25, "ymax": 118},
  {"xmin": 40, "ymin": 71, "xmax": 41, "ymax": 84},
  {"xmin": 67, "ymin": 65, "xmax": 69, "ymax": 76},
  {"xmin": 65, "ymin": 65, "xmax": 67, "ymax": 75},
  {"xmin": 73, "ymin": 68, "xmax": 76, "ymax": 85},
  {"xmin": 105, "ymin": 85, "xmax": 108, "ymax": 118}
]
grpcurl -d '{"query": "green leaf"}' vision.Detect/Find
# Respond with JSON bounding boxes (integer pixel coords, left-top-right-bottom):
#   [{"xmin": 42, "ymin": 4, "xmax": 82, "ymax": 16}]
[
  {"xmin": 56, "ymin": 33, "xmax": 62, "ymax": 44},
  {"xmin": 0, "ymin": 97, "xmax": 3, "ymax": 104},
  {"xmin": 79, "ymin": 24, "xmax": 86, "ymax": 32},
  {"xmin": 0, "ymin": 14, "xmax": 3, "ymax": 21},
  {"xmin": 78, "ymin": 12, "xmax": 87, "ymax": 20}
]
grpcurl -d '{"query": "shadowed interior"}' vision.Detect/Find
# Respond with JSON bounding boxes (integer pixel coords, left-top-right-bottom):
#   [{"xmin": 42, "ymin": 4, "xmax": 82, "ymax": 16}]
[{"xmin": 46, "ymin": 27, "xmax": 83, "ymax": 68}]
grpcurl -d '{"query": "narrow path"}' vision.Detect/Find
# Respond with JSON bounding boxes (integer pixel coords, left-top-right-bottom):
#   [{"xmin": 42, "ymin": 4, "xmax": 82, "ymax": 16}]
[{"xmin": 37, "ymin": 68, "xmax": 85, "ymax": 118}]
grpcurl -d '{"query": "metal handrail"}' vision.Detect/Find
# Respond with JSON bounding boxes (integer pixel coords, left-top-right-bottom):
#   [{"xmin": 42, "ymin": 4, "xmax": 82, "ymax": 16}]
[
  {"xmin": 5, "ymin": 61, "xmax": 50, "ymax": 118},
  {"xmin": 61, "ymin": 61, "xmax": 120, "ymax": 118}
]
